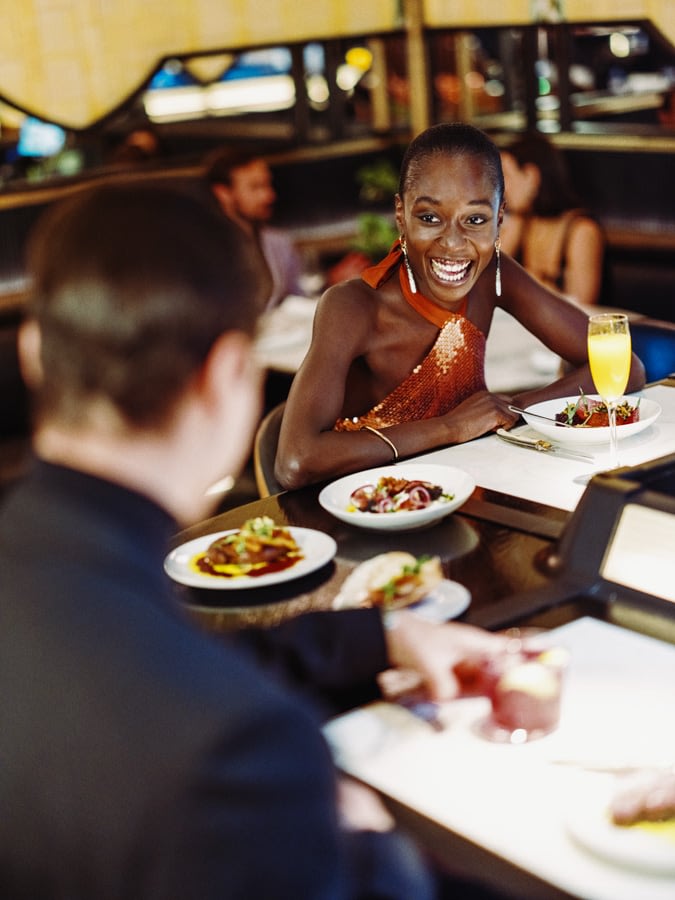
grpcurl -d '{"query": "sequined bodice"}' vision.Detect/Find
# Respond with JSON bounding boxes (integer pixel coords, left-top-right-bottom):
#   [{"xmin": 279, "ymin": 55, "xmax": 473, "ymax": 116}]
[{"xmin": 334, "ymin": 312, "xmax": 486, "ymax": 431}]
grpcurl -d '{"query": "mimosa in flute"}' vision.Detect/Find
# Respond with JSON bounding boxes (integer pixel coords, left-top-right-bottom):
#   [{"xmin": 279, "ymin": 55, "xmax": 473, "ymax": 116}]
[{"xmin": 587, "ymin": 313, "xmax": 631, "ymax": 468}]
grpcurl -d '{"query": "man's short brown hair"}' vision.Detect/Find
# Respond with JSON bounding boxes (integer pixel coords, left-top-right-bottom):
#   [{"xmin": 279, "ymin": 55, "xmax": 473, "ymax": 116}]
[{"xmin": 26, "ymin": 179, "xmax": 267, "ymax": 429}]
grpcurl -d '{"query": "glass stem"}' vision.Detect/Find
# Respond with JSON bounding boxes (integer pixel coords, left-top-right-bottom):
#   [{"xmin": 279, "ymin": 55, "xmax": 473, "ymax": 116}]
[{"xmin": 608, "ymin": 401, "xmax": 619, "ymax": 469}]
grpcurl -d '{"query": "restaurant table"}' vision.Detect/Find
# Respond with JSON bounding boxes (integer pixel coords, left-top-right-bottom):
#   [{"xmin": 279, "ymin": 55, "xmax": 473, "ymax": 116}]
[
  {"xmin": 168, "ymin": 379, "xmax": 675, "ymax": 900},
  {"xmin": 171, "ymin": 381, "xmax": 675, "ymax": 632}
]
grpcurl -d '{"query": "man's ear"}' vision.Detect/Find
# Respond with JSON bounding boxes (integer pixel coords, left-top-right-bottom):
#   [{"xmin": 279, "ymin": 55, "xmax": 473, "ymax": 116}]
[
  {"xmin": 197, "ymin": 330, "xmax": 259, "ymax": 411},
  {"xmin": 212, "ymin": 183, "xmax": 235, "ymax": 217},
  {"xmin": 17, "ymin": 319, "xmax": 43, "ymax": 389},
  {"xmin": 195, "ymin": 330, "xmax": 264, "ymax": 477}
]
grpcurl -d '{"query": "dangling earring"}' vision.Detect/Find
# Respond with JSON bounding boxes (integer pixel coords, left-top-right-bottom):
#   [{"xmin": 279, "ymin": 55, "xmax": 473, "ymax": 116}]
[
  {"xmin": 400, "ymin": 236, "xmax": 417, "ymax": 294},
  {"xmin": 494, "ymin": 237, "xmax": 502, "ymax": 298}
]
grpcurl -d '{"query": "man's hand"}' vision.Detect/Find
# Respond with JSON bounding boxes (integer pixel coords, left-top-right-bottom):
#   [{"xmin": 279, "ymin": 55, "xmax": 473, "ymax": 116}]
[
  {"xmin": 384, "ymin": 611, "xmax": 508, "ymax": 701},
  {"xmin": 336, "ymin": 776, "xmax": 395, "ymax": 832}
]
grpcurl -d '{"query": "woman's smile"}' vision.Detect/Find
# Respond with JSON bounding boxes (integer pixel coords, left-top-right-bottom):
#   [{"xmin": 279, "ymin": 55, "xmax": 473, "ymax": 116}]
[{"xmin": 429, "ymin": 255, "xmax": 473, "ymax": 286}]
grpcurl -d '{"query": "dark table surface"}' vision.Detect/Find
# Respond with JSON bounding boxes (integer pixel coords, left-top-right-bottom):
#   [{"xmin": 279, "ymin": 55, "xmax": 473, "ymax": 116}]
[{"xmin": 169, "ymin": 479, "xmax": 591, "ymax": 635}]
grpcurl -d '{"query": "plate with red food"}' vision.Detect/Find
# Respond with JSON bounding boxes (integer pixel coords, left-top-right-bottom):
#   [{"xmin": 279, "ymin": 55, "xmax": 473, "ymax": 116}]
[
  {"xmin": 521, "ymin": 393, "xmax": 661, "ymax": 447},
  {"xmin": 164, "ymin": 516, "xmax": 337, "ymax": 589},
  {"xmin": 318, "ymin": 464, "xmax": 475, "ymax": 531}
]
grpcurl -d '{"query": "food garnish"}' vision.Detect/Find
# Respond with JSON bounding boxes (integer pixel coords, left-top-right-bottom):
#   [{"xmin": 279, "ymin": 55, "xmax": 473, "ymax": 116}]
[
  {"xmin": 333, "ymin": 551, "xmax": 443, "ymax": 610},
  {"xmin": 555, "ymin": 390, "xmax": 640, "ymax": 428},
  {"xmin": 379, "ymin": 555, "xmax": 434, "ymax": 604},
  {"xmin": 192, "ymin": 516, "xmax": 303, "ymax": 578},
  {"xmin": 348, "ymin": 476, "xmax": 453, "ymax": 514}
]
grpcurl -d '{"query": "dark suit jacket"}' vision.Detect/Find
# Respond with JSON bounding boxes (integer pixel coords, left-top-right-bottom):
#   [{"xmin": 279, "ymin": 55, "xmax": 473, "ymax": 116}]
[{"xmin": 0, "ymin": 462, "xmax": 433, "ymax": 899}]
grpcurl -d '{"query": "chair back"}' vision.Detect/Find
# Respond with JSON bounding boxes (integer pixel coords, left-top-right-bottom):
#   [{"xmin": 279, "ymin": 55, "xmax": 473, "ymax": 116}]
[
  {"xmin": 629, "ymin": 318, "xmax": 675, "ymax": 384},
  {"xmin": 253, "ymin": 402, "xmax": 286, "ymax": 497}
]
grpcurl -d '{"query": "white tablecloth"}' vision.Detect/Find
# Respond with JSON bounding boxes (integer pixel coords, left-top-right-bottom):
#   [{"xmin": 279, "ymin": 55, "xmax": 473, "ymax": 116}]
[{"xmin": 324, "ymin": 617, "xmax": 675, "ymax": 900}]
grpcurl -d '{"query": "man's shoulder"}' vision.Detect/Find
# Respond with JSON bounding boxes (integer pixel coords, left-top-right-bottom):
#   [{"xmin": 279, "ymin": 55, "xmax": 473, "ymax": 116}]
[{"xmin": 260, "ymin": 226, "xmax": 295, "ymax": 251}]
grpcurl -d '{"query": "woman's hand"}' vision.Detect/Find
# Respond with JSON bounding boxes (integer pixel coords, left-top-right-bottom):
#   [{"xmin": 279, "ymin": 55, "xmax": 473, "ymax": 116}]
[{"xmin": 440, "ymin": 390, "xmax": 519, "ymax": 444}]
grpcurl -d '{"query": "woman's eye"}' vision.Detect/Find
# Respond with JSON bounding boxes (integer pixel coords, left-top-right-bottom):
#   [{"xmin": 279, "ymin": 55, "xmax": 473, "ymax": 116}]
[
  {"xmin": 466, "ymin": 214, "xmax": 488, "ymax": 226},
  {"xmin": 419, "ymin": 212, "xmax": 440, "ymax": 224}
]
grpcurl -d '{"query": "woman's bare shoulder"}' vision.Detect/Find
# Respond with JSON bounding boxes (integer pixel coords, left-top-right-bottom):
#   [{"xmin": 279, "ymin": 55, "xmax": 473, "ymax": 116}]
[
  {"xmin": 320, "ymin": 276, "xmax": 379, "ymax": 303},
  {"xmin": 567, "ymin": 214, "xmax": 604, "ymax": 244},
  {"xmin": 315, "ymin": 278, "xmax": 380, "ymax": 326}
]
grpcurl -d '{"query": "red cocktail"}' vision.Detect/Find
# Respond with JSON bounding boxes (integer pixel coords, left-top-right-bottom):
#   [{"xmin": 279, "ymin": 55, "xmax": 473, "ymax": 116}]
[{"xmin": 470, "ymin": 630, "xmax": 569, "ymax": 743}]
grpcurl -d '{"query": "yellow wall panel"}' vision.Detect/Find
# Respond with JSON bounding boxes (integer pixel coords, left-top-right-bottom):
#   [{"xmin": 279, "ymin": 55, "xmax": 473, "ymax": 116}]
[
  {"xmin": 563, "ymin": 1, "xmax": 646, "ymax": 18},
  {"xmin": 0, "ymin": 0, "xmax": 673, "ymax": 129},
  {"xmin": 0, "ymin": 0, "xmax": 402, "ymax": 129},
  {"xmin": 647, "ymin": 0, "xmax": 675, "ymax": 47},
  {"xmin": 424, "ymin": 0, "xmax": 533, "ymax": 28}
]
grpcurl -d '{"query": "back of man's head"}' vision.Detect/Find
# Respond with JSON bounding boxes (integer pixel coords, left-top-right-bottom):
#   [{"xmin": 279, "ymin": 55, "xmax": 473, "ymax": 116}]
[{"xmin": 25, "ymin": 180, "xmax": 267, "ymax": 429}]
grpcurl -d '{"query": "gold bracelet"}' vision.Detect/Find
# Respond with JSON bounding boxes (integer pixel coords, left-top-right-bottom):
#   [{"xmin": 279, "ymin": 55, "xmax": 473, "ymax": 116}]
[{"xmin": 360, "ymin": 425, "xmax": 399, "ymax": 461}]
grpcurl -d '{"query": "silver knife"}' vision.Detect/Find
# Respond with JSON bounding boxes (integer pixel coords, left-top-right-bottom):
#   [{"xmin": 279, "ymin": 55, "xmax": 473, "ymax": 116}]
[
  {"xmin": 508, "ymin": 405, "xmax": 576, "ymax": 427},
  {"xmin": 496, "ymin": 428, "xmax": 595, "ymax": 463}
]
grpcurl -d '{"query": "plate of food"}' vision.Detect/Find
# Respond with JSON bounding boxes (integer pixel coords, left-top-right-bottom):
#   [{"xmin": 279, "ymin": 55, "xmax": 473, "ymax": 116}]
[
  {"xmin": 318, "ymin": 464, "xmax": 475, "ymax": 531},
  {"xmin": 521, "ymin": 393, "xmax": 661, "ymax": 447},
  {"xmin": 332, "ymin": 551, "xmax": 471, "ymax": 621},
  {"xmin": 565, "ymin": 769, "xmax": 675, "ymax": 874},
  {"xmin": 164, "ymin": 516, "xmax": 337, "ymax": 589}
]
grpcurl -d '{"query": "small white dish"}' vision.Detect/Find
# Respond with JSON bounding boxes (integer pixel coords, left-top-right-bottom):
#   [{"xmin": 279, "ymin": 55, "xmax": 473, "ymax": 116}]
[
  {"xmin": 406, "ymin": 579, "xmax": 471, "ymax": 622},
  {"xmin": 522, "ymin": 395, "xmax": 661, "ymax": 447},
  {"xmin": 318, "ymin": 464, "xmax": 475, "ymax": 532},
  {"xmin": 334, "ymin": 577, "xmax": 471, "ymax": 621},
  {"xmin": 164, "ymin": 527, "xmax": 337, "ymax": 590},
  {"xmin": 565, "ymin": 778, "xmax": 675, "ymax": 875}
]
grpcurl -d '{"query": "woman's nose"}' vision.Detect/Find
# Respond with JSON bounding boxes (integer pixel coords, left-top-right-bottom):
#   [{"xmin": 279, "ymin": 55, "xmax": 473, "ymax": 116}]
[{"xmin": 438, "ymin": 221, "xmax": 466, "ymax": 250}]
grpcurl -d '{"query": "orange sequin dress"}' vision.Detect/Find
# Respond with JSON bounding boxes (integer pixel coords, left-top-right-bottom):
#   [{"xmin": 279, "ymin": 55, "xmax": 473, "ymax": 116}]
[{"xmin": 334, "ymin": 243, "xmax": 486, "ymax": 432}]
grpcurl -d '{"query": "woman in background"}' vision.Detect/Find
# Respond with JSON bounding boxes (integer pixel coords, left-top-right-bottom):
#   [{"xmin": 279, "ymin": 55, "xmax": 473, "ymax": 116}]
[{"xmin": 499, "ymin": 133, "xmax": 606, "ymax": 306}]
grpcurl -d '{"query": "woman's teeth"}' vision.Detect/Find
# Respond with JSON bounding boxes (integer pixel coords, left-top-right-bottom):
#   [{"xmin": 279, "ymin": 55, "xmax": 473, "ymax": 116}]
[{"xmin": 430, "ymin": 258, "xmax": 471, "ymax": 283}]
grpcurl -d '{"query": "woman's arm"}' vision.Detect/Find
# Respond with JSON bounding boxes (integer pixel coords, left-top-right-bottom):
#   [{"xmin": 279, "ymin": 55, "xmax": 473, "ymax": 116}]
[
  {"xmin": 562, "ymin": 216, "xmax": 606, "ymax": 306},
  {"xmin": 498, "ymin": 255, "xmax": 645, "ymax": 409}
]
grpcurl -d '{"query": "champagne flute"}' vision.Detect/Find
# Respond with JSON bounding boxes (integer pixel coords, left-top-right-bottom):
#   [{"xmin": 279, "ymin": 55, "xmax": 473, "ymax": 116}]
[{"xmin": 587, "ymin": 313, "xmax": 631, "ymax": 469}]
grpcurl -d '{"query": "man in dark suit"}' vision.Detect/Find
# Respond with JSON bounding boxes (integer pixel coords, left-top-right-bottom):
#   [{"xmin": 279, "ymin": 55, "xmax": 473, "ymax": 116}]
[{"xmin": 0, "ymin": 180, "xmax": 501, "ymax": 898}]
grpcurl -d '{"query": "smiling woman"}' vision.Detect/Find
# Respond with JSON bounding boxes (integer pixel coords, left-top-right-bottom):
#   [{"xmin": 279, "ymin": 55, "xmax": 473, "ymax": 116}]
[{"xmin": 275, "ymin": 122, "xmax": 646, "ymax": 491}]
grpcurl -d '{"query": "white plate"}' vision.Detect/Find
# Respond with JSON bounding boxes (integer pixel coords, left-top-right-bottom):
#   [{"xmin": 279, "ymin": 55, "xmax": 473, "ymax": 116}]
[
  {"xmin": 402, "ymin": 579, "xmax": 471, "ymax": 622},
  {"xmin": 334, "ymin": 577, "xmax": 471, "ymax": 620},
  {"xmin": 164, "ymin": 527, "xmax": 337, "ymax": 590},
  {"xmin": 318, "ymin": 464, "xmax": 475, "ymax": 531},
  {"xmin": 522, "ymin": 394, "xmax": 661, "ymax": 446},
  {"xmin": 565, "ymin": 778, "xmax": 675, "ymax": 875}
]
